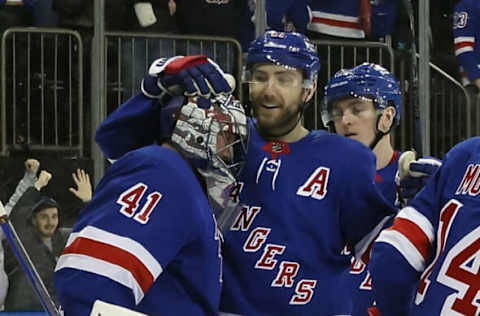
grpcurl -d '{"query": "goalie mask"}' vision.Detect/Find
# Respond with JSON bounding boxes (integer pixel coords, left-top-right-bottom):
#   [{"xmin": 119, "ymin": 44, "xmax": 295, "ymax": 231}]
[{"xmin": 170, "ymin": 94, "xmax": 249, "ymax": 230}]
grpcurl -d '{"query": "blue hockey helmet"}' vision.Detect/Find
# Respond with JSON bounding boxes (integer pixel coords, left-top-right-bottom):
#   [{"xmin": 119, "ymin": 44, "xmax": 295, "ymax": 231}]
[
  {"xmin": 246, "ymin": 30, "xmax": 320, "ymax": 88},
  {"xmin": 323, "ymin": 63, "xmax": 402, "ymax": 125}
]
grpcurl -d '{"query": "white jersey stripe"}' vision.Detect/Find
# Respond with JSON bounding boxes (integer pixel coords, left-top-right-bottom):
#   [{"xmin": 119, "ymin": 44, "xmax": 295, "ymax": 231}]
[
  {"xmin": 455, "ymin": 46, "xmax": 474, "ymax": 56},
  {"xmin": 66, "ymin": 225, "xmax": 162, "ymax": 278},
  {"xmin": 396, "ymin": 207, "xmax": 435, "ymax": 243},
  {"xmin": 376, "ymin": 230, "xmax": 426, "ymax": 272},
  {"xmin": 311, "ymin": 11, "xmax": 360, "ymax": 23},
  {"xmin": 56, "ymin": 253, "xmax": 146, "ymax": 304},
  {"xmin": 454, "ymin": 36, "xmax": 475, "ymax": 44},
  {"xmin": 354, "ymin": 215, "xmax": 393, "ymax": 262}
]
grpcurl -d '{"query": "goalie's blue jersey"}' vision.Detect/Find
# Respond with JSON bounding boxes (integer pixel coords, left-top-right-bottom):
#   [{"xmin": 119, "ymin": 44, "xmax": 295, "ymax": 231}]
[
  {"xmin": 219, "ymin": 120, "xmax": 395, "ymax": 315},
  {"xmin": 453, "ymin": 0, "xmax": 480, "ymax": 83},
  {"xmin": 370, "ymin": 136, "xmax": 480, "ymax": 316},
  {"xmin": 54, "ymin": 145, "xmax": 222, "ymax": 316}
]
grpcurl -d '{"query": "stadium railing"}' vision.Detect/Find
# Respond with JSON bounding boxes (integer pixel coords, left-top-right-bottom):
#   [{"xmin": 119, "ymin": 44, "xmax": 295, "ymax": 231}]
[
  {"xmin": 1, "ymin": 28, "xmax": 84, "ymax": 157},
  {"xmin": 103, "ymin": 32, "xmax": 244, "ymax": 113},
  {"xmin": 1, "ymin": 29, "xmax": 476, "ymax": 161},
  {"xmin": 396, "ymin": 56, "xmax": 475, "ymax": 158}
]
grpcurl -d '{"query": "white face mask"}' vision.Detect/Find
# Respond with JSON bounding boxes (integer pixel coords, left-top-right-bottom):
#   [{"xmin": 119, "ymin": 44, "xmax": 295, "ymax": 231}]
[{"xmin": 170, "ymin": 94, "xmax": 249, "ymax": 231}]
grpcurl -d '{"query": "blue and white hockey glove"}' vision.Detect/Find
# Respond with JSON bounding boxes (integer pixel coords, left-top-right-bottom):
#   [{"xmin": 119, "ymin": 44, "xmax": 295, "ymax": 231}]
[
  {"xmin": 141, "ymin": 55, "xmax": 234, "ymax": 102},
  {"xmin": 396, "ymin": 151, "xmax": 442, "ymax": 206}
]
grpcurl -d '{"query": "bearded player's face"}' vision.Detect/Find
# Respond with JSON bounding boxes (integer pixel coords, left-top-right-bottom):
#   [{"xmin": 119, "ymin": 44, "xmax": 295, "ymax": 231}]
[{"xmin": 249, "ymin": 64, "xmax": 305, "ymax": 139}]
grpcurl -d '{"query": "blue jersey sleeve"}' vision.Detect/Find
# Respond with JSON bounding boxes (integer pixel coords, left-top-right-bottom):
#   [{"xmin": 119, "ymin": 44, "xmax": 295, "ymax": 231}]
[
  {"xmin": 453, "ymin": 0, "xmax": 480, "ymax": 81},
  {"xmin": 370, "ymin": 137, "xmax": 480, "ymax": 316},
  {"xmin": 95, "ymin": 94, "xmax": 162, "ymax": 159}
]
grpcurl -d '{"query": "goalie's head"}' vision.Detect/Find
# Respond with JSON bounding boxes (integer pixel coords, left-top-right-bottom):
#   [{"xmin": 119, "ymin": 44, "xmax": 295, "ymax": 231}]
[{"xmin": 170, "ymin": 94, "xmax": 248, "ymax": 182}]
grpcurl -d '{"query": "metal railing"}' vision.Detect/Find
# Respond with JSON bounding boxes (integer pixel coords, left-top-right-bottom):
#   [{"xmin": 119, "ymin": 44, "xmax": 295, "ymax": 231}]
[
  {"xmin": 104, "ymin": 32, "xmax": 244, "ymax": 113},
  {"xmin": 396, "ymin": 56, "xmax": 475, "ymax": 158},
  {"xmin": 1, "ymin": 28, "xmax": 476, "ymax": 162},
  {"xmin": 1, "ymin": 27, "xmax": 83, "ymax": 157}
]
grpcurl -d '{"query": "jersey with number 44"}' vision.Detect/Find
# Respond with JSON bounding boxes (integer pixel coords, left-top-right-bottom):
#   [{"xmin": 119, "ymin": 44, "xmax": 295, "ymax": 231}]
[
  {"xmin": 371, "ymin": 136, "xmax": 480, "ymax": 316},
  {"xmin": 54, "ymin": 145, "xmax": 222, "ymax": 316},
  {"xmin": 219, "ymin": 121, "xmax": 395, "ymax": 316}
]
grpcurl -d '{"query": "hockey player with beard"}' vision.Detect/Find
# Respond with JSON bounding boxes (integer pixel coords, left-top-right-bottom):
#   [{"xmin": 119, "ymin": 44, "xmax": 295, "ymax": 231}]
[{"xmin": 93, "ymin": 31, "xmax": 397, "ymax": 315}]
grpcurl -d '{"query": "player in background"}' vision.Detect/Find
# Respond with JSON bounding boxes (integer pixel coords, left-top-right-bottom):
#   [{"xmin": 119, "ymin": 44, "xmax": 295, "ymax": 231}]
[
  {"xmin": 93, "ymin": 31, "xmax": 396, "ymax": 315},
  {"xmin": 323, "ymin": 63, "xmax": 442, "ymax": 315},
  {"xmin": 453, "ymin": 0, "xmax": 480, "ymax": 90},
  {"xmin": 54, "ymin": 92, "xmax": 249, "ymax": 316},
  {"xmin": 370, "ymin": 136, "xmax": 480, "ymax": 316}
]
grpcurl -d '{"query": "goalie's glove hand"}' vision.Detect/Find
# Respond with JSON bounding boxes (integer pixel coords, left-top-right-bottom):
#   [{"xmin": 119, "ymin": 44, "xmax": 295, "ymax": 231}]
[
  {"xmin": 141, "ymin": 55, "xmax": 234, "ymax": 102},
  {"xmin": 396, "ymin": 154, "xmax": 442, "ymax": 206}
]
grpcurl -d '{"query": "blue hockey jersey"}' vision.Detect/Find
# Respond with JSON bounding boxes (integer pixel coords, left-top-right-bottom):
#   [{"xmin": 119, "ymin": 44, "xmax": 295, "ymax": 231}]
[
  {"xmin": 347, "ymin": 150, "xmax": 399, "ymax": 316},
  {"xmin": 370, "ymin": 136, "xmax": 480, "ymax": 316},
  {"xmin": 219, "ymin": 120, "xmax": 395, "ymax": 315},
  {"xmin": 54, "ymin": 145, "xmax": 222, "ymax": 316},
  {"xmin": 453, "ymin": 0, "xmax": 480, "ymax": 83},
  {"xmin": 266, "ymin": 0, "xmax": 311, "ymax": 33},
  {"xmin": 307, "ymin": 0, "xmax": 365, "ymax": 38}
]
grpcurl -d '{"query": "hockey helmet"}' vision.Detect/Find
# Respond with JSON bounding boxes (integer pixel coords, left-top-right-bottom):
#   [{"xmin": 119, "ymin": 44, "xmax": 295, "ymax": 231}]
[
  {"xmin": 322, "ymin": 63, "xmax": 402, "ymax": 126},
  {"xmin": 170, "ymin": 94, "xmax": 248, "ymax": 230},
  {"xmin": 246, "ymin": 30, "xmax": 320, "ymax": 88},
  {"xmin": 171, "ymin": 94, "xmax": 248, "ymax": 180}
]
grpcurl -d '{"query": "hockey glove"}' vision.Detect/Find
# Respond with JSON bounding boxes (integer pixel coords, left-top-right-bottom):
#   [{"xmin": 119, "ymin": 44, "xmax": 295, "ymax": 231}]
[
  {"xmin": 141, "ymin": 55, "xmax": 234, "ymax": 102},
  {"xmin": 396, "ymin": 151, "xmax": 442, "ymax": 206}
]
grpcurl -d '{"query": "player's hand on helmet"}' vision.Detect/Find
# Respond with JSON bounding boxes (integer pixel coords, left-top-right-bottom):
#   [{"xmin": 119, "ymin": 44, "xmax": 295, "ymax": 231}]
[
  {"xmin": 395, "ymin": 151, "xmax": 442, "ymax": 206},
  {"xmin": 141, "ymin": 55, "xmax": 234, "ymax": 101}
]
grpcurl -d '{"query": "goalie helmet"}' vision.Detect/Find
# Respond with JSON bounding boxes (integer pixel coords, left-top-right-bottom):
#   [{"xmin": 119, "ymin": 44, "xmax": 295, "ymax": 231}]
[
  {"xmin": 322, "ymin": 63, "xmax": 402, "ymax": 127},
  {"xmin": 170, "ymin": 94, "xmax": 248, "ymax": 228},
  {"xmin": 246, "ymin": 30, "xmax": 320, "ymax": 88}
]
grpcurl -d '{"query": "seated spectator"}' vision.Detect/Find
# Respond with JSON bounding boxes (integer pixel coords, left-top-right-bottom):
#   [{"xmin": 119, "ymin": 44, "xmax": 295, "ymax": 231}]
[
  {"xmin": 370, "ymin": 0, "xmax": 399, "ymax": 39},
  {"xmin": 266, "ymin": 0, "xmax": 311, "ymax": 33},
  {"xmin": 3, "ymin": 166, "xmax": 92, "ymax": 312},
  {"xmin": 306, "ymin": 0, "xmax": 371, "ymax": 40}
]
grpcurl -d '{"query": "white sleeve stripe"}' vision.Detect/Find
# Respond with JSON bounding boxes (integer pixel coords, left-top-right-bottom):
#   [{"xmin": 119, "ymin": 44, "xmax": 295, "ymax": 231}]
[
  {"xmin": 455, "ymin": 46, "xmax": 474, "ymax": 56},
  {"xmin": 311, "ymin": 11, "xmax": 359, "ymax": 23},
  {"xmin": 454, "ymin": 36, "xmax": 475, "ymax": 44},
  {"xmin": 415, "ymin": 158, "xmax": 442, "ymax": 167},
  {"xmin": 396, "ymin": 207, "xmax": 435, "ymax": 243},
  {"xmin": 376, "ymin": 230, "xmax": 426, "ymax": 272},
  {"xmin": 354, "ymin": 215, "xmax": 393, "ymax": 260},
  {"xmin": 56, "ymin": 253, "xmax": 145, "ymax": 304},
  {"xmin": 66, "ymin": 226, "xmax": 162, "ymax": 277}
]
